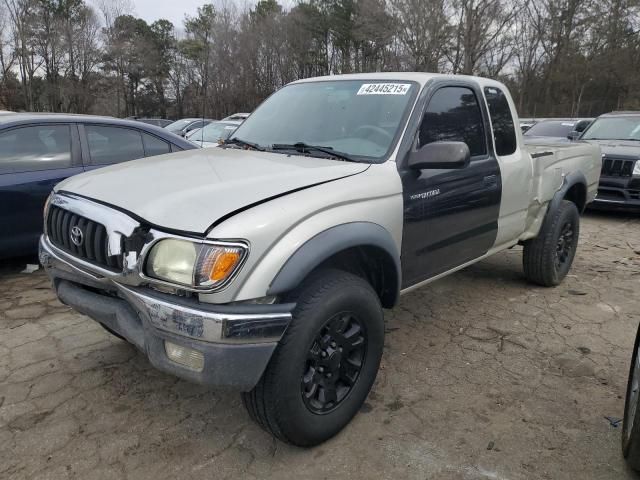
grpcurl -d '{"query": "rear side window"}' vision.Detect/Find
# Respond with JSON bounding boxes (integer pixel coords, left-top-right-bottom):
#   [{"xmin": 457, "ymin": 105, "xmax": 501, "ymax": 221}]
[
  {"xmin": 0, "ymin": 125, "xmax": 72, "ymax": 174},
  {"xmin": 142, "ymin": 133, "xmax": 170, "ymax": 157},
  {"xmin": 484, "ymin": 87, "xmax": 517, "ymax": 156},
  {"xmin": 86, "ymin": 126, "xmax": 144, "ymax": 165},
  {"xmin": 419, "ymin": 86, "xmax": 486, "ymax": 157}
]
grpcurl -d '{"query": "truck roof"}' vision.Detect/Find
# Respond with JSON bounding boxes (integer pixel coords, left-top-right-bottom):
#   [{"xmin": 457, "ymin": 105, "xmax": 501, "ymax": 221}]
[{"xmin": 292, "ymin": 72, "xmax": 509, "ymax": 90}]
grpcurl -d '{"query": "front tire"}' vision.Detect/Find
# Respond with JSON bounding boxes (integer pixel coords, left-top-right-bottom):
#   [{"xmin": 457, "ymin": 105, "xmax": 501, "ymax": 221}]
[
  {"xmin": 623, "ymin": 324, "xmax": 640, "ymax": 471},
  {"xmin": 523, "ymin": 200, "xmax": 580, "ymax": 287},
  {"xmin": 242, "ymin": 269, "xmax": 384, "ymax": 447}
]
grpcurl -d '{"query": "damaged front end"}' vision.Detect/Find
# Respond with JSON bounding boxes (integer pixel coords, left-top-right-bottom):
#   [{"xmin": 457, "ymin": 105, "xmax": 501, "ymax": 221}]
[{"xmin": 39, "ymin": 192, "xmax": 293, "ymax": 390}]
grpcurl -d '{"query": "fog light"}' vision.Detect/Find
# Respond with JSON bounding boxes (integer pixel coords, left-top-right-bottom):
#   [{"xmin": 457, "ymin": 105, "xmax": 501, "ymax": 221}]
[{"xmin": 164, "ymin": 341, "xmax": 205, "ymax": 372}]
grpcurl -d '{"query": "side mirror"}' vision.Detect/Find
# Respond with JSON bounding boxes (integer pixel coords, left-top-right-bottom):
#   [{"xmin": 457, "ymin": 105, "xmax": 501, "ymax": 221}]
[
  {"xmin": 567, "ymin": 132, "xmax": 580, "ymax": 141},
  {"xmin": 408, "ymin": 141, "xmax": 471, "ymax": 170}
]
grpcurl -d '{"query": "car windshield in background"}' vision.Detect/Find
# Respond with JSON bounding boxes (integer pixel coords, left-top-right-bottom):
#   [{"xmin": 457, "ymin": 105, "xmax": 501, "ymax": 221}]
[
  {"xmin": 524, "ymin": 121, "xmax": 576, "ymax": 137},
  {"xmin": 165, "ymin": 119, "xmax": 194, "ymax": 132},
  {"xmin": 197, "ymin": 122, "xmax": 238, "ymax": 143},
  {"xmin": 229, "ymin": 80, "xmax": 418, "ymax": 161},
  {"xmin": 581, "ymin": 117, "xmax": 640, "ymax": 141}
]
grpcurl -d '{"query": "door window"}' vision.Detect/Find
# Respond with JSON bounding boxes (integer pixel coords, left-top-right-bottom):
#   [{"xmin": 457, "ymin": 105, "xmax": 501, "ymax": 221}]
[
  {"xmin": 142, "ymin": 133, "xmax": 171, "ymax": 157},
  {"xmin": 0, "ymin": 125, "xmax": 72, "ymax": 174},
  {"xmin": 484, "ymin": 87, "xmax": 517, "ymax": 156},
  {"xmin": 418, "ymin": 86, "xmax": 486, "ymax": 157},
  {"xmin": 86, "ymin": 125, "xmax": 145, "ymax": 165}
]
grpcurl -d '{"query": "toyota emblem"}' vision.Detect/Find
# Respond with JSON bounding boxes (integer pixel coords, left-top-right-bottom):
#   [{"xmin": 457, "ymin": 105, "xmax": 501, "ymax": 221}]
[{"xmin": 70, "ymin": 226, "xmax": 84, "ymax": 247}]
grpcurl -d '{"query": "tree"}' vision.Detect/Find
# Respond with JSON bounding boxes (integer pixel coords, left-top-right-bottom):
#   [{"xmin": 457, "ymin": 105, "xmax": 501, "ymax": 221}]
[{"xmin": 391, "ymin": 0, "xmax": 450, "ymax": 71}]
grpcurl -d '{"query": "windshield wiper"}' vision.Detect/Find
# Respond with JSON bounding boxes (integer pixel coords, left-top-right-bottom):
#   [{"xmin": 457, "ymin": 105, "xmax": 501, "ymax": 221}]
[
  {"xmin": 222, "ymin": 137, "xmax": 265, "ymax": 151},
  {"xmin": 271, "ymin": 142, "xmax": 358, "ymax": 162}
]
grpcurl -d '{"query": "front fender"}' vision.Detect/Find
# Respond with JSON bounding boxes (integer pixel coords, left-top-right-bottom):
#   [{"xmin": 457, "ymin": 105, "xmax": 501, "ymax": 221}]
[{"xmin": 267, "ymin": 222, "xmax": 401, "ymax": 303}]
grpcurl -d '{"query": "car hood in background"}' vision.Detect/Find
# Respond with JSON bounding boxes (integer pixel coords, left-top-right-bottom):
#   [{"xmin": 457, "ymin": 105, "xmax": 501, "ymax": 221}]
[
  {"xmin": 583, "ymin": 139, "xmax": 640, "ymax": 159},
  {"xmin": 55, "ymin": 148, "xmax": 369, "ymax": 234}
]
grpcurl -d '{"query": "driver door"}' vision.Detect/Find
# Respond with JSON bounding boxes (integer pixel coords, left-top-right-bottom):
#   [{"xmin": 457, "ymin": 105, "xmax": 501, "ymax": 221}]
[{"xmin": 398, "ymin": 82, "xmax": 502, "ymax": 288}]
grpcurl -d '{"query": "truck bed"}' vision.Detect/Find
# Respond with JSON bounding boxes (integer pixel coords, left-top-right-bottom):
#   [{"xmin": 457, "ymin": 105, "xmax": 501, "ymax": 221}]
[{"xmin": 521, "ymin": 141, "xmax": 601, "ymax": 238}]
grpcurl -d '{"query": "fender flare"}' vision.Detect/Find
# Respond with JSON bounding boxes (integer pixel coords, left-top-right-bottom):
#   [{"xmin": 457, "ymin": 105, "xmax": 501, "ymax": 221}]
[
  {"xmin": 267, "ymin": 222, "xmax": 401, "ymax": 307},
  {"xmin": 549, "ymin": 170, "xmax": 588, "ymax": 214}
]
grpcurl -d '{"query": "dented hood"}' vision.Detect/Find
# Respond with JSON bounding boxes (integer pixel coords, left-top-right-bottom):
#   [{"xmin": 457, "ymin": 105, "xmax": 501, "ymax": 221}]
[{"xmin": 56, "ymin": 148, "xmax": 368, "ymax": 234}]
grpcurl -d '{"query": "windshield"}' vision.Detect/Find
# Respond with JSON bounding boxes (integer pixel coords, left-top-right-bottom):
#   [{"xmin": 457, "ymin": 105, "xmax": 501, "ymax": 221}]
[
  {"xmin": 581, "ymin": 117, "xmax": 640, "ymax": 140},
  {"xmin": 524, "ymin": 121, "xmax": 576, "ymax": 137},
  {"xmin": 193, "ymin": 122, "xmax": 238, "ymax": 143},
  {"xmin": 229, "ymin": 80, "xmax": 418, "ymax": 161},
  {"xmin": 166, "ymin": 119, "xmax": 194, "ymax": 132}
]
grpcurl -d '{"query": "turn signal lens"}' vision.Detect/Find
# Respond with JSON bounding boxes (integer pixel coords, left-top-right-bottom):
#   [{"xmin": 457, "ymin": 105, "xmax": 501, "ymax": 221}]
[{"xmin": 195, "ymin": 246, "xmax": 245, "ymax": 287}]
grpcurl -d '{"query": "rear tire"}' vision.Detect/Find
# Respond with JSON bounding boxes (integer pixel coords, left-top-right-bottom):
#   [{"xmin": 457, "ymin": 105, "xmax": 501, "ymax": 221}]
[
  {"xmin": 523, "ymin": 200, "xmax": 580, "ymax": 287},
  {"xmin": 242, "ymin": 269, "xmax": 384, "ymax": 447},
  {"xmin": 623, "ymin": 324, "xmax": 640, "ymax": 471}
]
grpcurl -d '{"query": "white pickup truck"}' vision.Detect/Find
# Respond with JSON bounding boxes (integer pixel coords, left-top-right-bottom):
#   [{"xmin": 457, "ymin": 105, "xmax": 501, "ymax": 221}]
[{"xmin": 39, "ymin": 73, "xmax": 601, "ymax": 446}]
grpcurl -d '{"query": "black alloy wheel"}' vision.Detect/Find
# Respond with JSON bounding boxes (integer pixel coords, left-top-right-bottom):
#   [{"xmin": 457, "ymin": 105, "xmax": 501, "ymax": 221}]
[
  {"xmin": 555, "ymin": 221, "xmax": 575, "ymax": 269},
  {"xmin": 301, "ymin": 312, "xmax": 367, "ymax": 414}
]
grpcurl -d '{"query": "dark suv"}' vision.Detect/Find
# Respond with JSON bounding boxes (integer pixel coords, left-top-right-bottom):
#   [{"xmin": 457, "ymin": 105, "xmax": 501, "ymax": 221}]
[
  {"xmin": 580, "ymin": 111, "xmax": 640, "ymax": 210},
  {"xmin": 0, "ymin": 114, "xmax": 196, "ymax": 258}
]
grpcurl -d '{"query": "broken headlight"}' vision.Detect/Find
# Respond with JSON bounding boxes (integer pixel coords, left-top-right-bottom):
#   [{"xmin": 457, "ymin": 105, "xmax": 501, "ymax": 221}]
[{"xmin": 145, "ymin": 238, "xmax": 247, "ymax": 289}]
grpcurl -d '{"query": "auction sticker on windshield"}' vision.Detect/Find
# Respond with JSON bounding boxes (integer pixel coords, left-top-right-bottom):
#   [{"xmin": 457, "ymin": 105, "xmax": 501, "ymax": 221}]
[{"xmin": 357, "ymin": 83, "xmax": 412, "ymax": 95}]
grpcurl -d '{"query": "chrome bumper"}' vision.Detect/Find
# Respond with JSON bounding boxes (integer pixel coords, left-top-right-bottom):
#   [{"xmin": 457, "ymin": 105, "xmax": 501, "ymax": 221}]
[
  {"xmin": 39, "ymin": 235, "xmax": 293, "ymax": 344},
  {"xmin": 40, "ymin": 235, "xmax": 294, "ymax": 390}
]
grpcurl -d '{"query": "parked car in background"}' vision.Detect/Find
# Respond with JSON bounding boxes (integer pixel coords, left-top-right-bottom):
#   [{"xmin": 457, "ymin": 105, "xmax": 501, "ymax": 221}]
[
  {"xmin": 0, "ymin": 114, "xmax": 196, "ymax": 258},
  {"xmin": 128, "ymin": 117, "xmax": 174, "ymax": 128},
  {"xmin": 187, "ymin": 120, "xmax": 242, "ymax": 148},
  {"xmin": 222, "ymin": 112, "xmax": 250, "ymax": 121},
  {"xmin": 623, "ymin": 321, "xmax": 640, "ymax": 472},
  {"xmin": 580, "ymin": 111, "xmax": 640, "ymax": 210},
  {"xmin": 165, "ymin": 118, "xmax": 214, "ymax": 137},
  {"xmin": 523, "ymin": 118, "xmax": 593, "ymax": 143}
]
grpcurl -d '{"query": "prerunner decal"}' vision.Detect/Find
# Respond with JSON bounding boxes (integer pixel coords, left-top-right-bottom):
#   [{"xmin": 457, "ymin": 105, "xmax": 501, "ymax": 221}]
[{"xmin": 357, "ymin": 83, "xmax": 412, "ymax": 95}]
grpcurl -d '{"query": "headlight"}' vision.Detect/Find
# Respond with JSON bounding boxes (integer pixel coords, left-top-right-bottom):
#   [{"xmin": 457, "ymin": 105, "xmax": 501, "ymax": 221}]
[
  {"xmin": 634, "ymin": 160, "xmax": 640, "ymax": 177},
  {"xmin": 145, "ymin": 238, "xmax": 246, "ymax": 289}
]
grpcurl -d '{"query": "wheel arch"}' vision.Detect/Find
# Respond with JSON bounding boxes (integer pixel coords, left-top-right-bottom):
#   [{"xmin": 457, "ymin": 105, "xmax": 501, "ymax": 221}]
[
  {"xmin": 267, "ymin": 222, "xmax": 401, "ymax": 308},
  {"xmin": 551, "ymin": 171, "xmax": 588, "ymax": 214}
]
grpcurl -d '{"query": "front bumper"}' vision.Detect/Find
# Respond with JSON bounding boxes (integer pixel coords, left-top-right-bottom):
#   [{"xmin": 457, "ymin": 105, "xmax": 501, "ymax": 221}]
[
  {"xmin": 39, "ymin": 236, "xmax": 294, "ymax": 390},
  {"xmin": 591, "ymin": 184, "xmax": 640, "ymax": 211}
]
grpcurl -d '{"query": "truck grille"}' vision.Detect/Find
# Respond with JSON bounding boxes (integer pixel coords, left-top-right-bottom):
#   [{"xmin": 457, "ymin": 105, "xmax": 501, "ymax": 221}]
[
  {"xmin": 601, "ymin": 157, "xmax": 635, "ymax": 177},
  {"xmin": 46, "ymin": 205, "xmax": 123, "ymax": 271}
]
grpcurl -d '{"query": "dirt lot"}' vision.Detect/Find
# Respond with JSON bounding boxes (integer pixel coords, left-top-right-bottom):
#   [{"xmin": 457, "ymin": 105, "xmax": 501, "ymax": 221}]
[{"xmin": 1, "ymin": 211, "xmax": 639, "ymax": 480}]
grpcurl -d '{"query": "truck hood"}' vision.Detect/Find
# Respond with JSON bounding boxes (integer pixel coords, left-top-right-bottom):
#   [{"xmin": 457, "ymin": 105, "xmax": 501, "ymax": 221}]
[
  {"xmin": 56, "ymin": 148, "xmax": 369, "ymax": 234},
  {"xmin": 584, "ymin": 139, "xmax": 640, "ymax": 159}
]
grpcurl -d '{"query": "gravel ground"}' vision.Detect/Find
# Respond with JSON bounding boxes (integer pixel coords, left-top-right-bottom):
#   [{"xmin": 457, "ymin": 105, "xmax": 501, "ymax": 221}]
[{"xmin": 1, "ymin": 211, "xmax": 639, "ymax": 480}]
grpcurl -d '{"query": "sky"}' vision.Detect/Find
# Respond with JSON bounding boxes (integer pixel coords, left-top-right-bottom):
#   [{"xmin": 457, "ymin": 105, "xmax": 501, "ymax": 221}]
[
  {"xmin": 130, "ymin": 0, "xmax": 213, "ymax": 25},
  {"xmin": 126, "ymin": 0, "xmax": 293, "ymax": 27}
]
